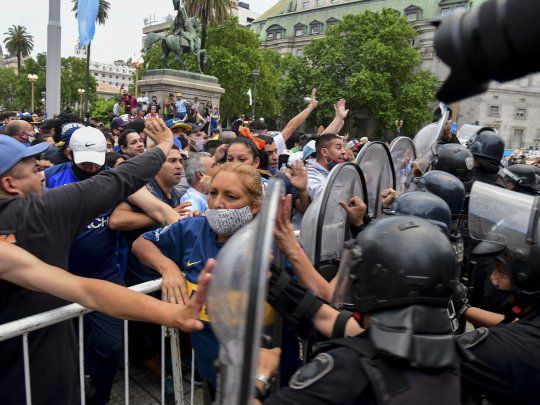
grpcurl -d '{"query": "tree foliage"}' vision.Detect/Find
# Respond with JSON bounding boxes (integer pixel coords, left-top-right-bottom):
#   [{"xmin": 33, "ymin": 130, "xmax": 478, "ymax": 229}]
[
  {"xmin": 0, "ymin": 53, "xmax": 96, "ymax": 112},
  {"xmin": 3, "ymin": 25, "xmax": 34, "ymax": 77},
  {"xmin": 185, "ymin": 0, "xmax": 233, "ymax": 51},
  {"xmin": 281, "ymin": 9, "xmax": 437, "ymax": 137},
  {"xmin": 90, "ymin": 97, "xmax": 116, "ymax": 123}
]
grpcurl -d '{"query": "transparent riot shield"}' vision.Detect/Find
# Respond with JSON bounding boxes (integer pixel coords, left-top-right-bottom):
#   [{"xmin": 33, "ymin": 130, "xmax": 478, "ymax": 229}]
[
  {"xmin": 300, "ymin": 162, "xmax": 367, "ymax": 281},
  {"xmin": 413, "ymin": 103, "xmax": 450, "ymax": 173},
  {"xmin": 209, "ymin": 178, "xmax": 285, "ymax": 405},
  {"xmin": 457, "ymin": 124, "xmax": 483, "ymax": 146},
  {"xmin": 468, "ymin": 181, "xmax": 536, "ymax": 257},
  {"xmin": 355, "ymin": 141, "xmax": 396, "ymax": 219},
  {"xmin": 389, "ymin": 136, "xmax": 417, "ymax": 194}
]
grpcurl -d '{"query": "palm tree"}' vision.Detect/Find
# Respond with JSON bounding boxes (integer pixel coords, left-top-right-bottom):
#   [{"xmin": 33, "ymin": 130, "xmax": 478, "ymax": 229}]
[
  {"xmin": 3, "ymin": 25, "xmax": 34, "ymax": 77},
  {"xmin": 71, "ymin": 0, "xmax": 110, "ymax": 114},
  {"xmin": 184, "ymin": 0, "xmax": 233, "ymax": 51}
]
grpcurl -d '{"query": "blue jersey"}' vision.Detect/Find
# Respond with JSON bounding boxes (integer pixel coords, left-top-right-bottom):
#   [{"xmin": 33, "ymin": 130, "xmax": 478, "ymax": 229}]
[
  {"xmin": 124, "ymin": 179, "xmax": 182, "ymax": 286},
  {"xmin": 45, "ymin": 163, "xmax": 122, "ymax": 283},
  {"xmin": 143, "ymin": 216, "xmax": 223, "ymax": 386}
]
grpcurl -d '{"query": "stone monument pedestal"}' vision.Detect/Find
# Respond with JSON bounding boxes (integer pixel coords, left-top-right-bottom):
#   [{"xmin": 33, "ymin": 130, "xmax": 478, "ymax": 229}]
[{"xmin": 138, "ymin": 69, "xmax": 225, "ymax": 107}]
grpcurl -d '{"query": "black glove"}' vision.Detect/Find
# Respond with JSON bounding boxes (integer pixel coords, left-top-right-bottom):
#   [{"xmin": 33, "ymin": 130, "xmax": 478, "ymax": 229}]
[{"xmin": 449, "ymin": 280, "xmax": 470, "ymax": 320}]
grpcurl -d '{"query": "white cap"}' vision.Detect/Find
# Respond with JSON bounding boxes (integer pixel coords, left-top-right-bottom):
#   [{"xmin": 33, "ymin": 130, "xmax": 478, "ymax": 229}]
[
  {"xmin": 360, "ymin": 137, "xmax": 369, "ymax": 143},
  {"xmin": 69, "ymin": 127, "xmax": 107, "ymax": 166}
]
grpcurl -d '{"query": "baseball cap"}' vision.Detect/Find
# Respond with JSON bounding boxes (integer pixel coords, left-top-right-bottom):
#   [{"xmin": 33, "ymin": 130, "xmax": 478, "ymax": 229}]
[
  {"xmin": 188, "ymin": 123, "xmax": 206, "ymax": 134},
  {"xmin": 58, "ymin": 123, "xmax": 85, "ymax": 149},
  {"xmin": 165, "ymin": 118, "xmax": 192, "ymax": 132},
  {"xmin": 0, "ymin": 135, "xmax": 49, "ymax": 176},
  {"xmin": 111, "ymin": 117, "xmax": 128, "ymax": 131},
  {"xmin": 69, "ymin": 127, "xmax": 107, "ymax": 166},
  {"xmin": 302, "ymin": 140, "xmax": 316, "ymax": 161}
]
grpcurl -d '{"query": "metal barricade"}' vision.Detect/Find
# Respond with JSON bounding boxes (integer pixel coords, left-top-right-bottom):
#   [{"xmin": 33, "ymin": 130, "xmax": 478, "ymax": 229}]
[{"xmin": 0, "ymin": 279, "xmax": 199, "ymax": 405}]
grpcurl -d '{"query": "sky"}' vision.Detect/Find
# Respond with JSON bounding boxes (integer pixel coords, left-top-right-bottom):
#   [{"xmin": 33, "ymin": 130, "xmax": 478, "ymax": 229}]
[{"xmin": 1, "ymin": 0, "xmax": 278, "ymax": 63}]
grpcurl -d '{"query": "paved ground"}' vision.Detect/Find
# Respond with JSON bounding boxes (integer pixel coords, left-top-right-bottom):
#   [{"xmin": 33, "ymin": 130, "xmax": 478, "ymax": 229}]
[{"xmin": 110, "ymin": 363, "xmax": 206, "ymax": 405}]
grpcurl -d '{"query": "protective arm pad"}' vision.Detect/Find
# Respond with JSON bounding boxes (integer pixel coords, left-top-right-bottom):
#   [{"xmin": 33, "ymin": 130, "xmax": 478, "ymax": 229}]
[{"xmin": 267, "ymin": 265, "xmax": 324, "ymax": 333}]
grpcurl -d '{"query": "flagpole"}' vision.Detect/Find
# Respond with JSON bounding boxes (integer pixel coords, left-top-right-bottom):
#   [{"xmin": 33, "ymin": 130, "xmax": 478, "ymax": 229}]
[{"xmin": 46, "ymin": 0, "xmax": 61, "ymax": 117}]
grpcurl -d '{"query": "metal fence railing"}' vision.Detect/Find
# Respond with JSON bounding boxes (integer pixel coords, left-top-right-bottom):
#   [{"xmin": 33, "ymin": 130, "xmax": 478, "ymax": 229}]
[{"xmin": 0, "ymin": 279, "xmax": 198, "ymax": 405}]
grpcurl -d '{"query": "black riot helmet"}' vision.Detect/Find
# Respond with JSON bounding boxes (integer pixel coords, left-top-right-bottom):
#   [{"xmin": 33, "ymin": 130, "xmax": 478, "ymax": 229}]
[
  {"xmin": 433, "ymin": 143, "xmax": 474, "ymax": 181},
  {"xmin": 507, "ymin": 164, "xmax": 538, "ymax": 191},
  {"xmin": 391, "ymin": 191, "xmax": 452, "ymax": 236},
  {"xmin": 417, "ymin": 170, "xmax": 466, "ymax": 217},
  {"xmin": 470, "ymin": 182, "xmax": 540, "ymax": 306},
  {"xmin": 467, "ymin": 127, "xmax": 505, "ymax": 163},
  {"xmin": 333, "ymin": 216, "xmax": 455, "ymax": 315}
]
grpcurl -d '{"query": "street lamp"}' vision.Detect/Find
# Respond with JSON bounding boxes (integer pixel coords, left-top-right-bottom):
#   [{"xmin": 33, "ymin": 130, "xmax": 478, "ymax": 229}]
[
  {"xmin": 132, "ymin": 58, "xmax": 144, "ymax": 97},
  {"xmin": 41, "ymin": 91, "xmax": 46, "ymax": 115},
  {"xmin": 395, "ymin": 118, "xmax": 404, "ymax": 135},
  {"xmin": 27, "ymin": 74, "xmax": 38, "ymax": 113},
  {"xmin": 252, "ymin": 62, "xmax": 260, "ymax": 120},
  {"xmin": 77, "ymin": 88, "xmax": 86, "ymax": 118}
]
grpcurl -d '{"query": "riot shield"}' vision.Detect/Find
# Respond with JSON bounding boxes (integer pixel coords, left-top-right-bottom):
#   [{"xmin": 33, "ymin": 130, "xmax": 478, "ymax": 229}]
[
  {"xmin": 457, "ymin": 124, "xmax": 483, "ymax": 146},
  {"xmin": 389, "ymin": 136, "xmax": 417, "ymax": 194},
  {"xmin": 208, "ymin": 179, "xmax": 285, "ymax": 405},
  {"xmin": 300, "ymin": 163, "xmax": 367, "ymax": 281},
  {"xmin": 355, "ymin": 141, "xmax": 396, "ymax": 219},
  {"xmin": 468, "ymin": 181, "xmax": 536, "ymax": 257},
  {"xmin": 413, "ymin": 103, "xmax": 450, "ymax": 173}
]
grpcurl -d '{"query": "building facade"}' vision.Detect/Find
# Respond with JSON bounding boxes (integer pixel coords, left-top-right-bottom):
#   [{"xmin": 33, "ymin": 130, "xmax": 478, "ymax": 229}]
[
  {"xmin": 252, "ymin": 0, "xmax": 540, "ymax": 147},
  {"xmin": 89, "ymin": 60, "xmax": 135, "ymax": 89}
]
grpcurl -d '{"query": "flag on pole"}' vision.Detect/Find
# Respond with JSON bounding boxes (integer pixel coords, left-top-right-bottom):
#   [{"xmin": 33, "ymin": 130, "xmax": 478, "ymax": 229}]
[
  {"xmin": 78, "ymin": 0, "xmax": 100, "ymax": 46},
  {"xmin": 247, "ymin": 88, "xmax": 253, "ymax": 106}
]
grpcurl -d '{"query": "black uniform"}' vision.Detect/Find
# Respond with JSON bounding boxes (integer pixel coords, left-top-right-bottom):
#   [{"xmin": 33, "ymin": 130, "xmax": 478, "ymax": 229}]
[
  {"xmin": 0, "ymin": 148, "xmax": 166, "ymax": 405},
  {"xmin": 266, "ymin": 334, "xmax": 461, "ymax": 405},
  {"xmin": 461, "ymin": 309, "xmax": 540, "ymax": 403}
]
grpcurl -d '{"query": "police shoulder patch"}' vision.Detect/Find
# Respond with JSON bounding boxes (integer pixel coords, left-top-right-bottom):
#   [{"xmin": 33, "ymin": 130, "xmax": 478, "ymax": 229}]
[
  {"xmin": 289, "ymin": 353, "xmax": 334, "ymax": 390},
  {"xmin": 457, "ymin": 327, "xmax": 489, "ymax": 349}
]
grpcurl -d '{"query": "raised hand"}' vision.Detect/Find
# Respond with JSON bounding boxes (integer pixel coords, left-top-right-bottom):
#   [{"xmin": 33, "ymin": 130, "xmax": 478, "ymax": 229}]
[
  {"xmin": 309, "ymin": 88, "xmax": 318, "ymax": 109},
  {"xmin": 144, "ymin": 118, "xmax": 173, "ymax": 146},
  {"xmin": 286, "ymin": 160, "xmax": 308, "ymax": 192},
  {"xmin": 338, "ymin": 196, "xmax": 367, "ymax": 227},
  {"xmin": 380, "ymin": 188, "xmax": 397, "ymax": 208},
  {"xmin": 334, "ymin": 99, "xmax": 349, "ymax": 121}
]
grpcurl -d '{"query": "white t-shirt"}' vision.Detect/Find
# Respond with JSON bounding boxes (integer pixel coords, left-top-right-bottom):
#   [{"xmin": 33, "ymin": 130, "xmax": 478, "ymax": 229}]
[{"xmin": 274, "ymin": 132, "xmax": 286, "ymax": 155}]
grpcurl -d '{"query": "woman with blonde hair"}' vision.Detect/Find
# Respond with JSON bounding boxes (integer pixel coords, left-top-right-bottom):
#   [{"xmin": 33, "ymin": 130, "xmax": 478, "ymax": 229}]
[{"xmin": 133, "ymin": 162, "xmax": 262, "ymax": 393}]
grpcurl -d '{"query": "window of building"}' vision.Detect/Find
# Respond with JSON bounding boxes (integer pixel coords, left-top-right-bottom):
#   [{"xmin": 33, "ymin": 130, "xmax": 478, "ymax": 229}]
[
  {"xmin": 493, "ymin": 95, "xmax": 499, "ymax": 100},
  {"xmin": 275, "ymin": 31, "xmax": 283, "ymax": 39},
  {"xmin": 489, "ymin": 105, "xmax": 500, "ymax": 118},
  {"xmin": 317, "ymin": 0, "xmax": 324, "ymax": 5},
  {"xmin": 406, "ymin": 11, "xmax": 419, "ymax": 21},
  {"xmin": 409, "ymin": 38, "xmax": 416, "ymax": 47},
  {"xmin": 326, "ymin": 17, "xmax": 340, "ymax": 26},
  {"xmin": 295, "ymin": 28, "xmax": 304, "ymax": 37},
  {"xmin": 515, "ymin": 107, "xmax": 527, "ymax": 119},
  {"xmin": 439, "ymin": 1, "xmax": 468, "ymax": 15},
  {"xmin": 512, "ymin": 128, "xmax": 524, "ymax": 149},
  {"xmin": 267, "ymin": 33, "xmax": 274, "ymax": 40},
  {"xmin": 266, "ymin": 25, "xmax": 285, "ymax": 41},
  {"xmin": 440, "ymin": 7, "xmax": 452, "ymax": 15},
  {"xmin": 520, "ymin": 98, "xmax": 526, "ymax": 103},
  {"xmin": 303, "ymin": 1, "xmax": 310, "ymax": 9},
  {"xmin": 310, "ymin": 20, "xmax": 323, "ymax": 35}
]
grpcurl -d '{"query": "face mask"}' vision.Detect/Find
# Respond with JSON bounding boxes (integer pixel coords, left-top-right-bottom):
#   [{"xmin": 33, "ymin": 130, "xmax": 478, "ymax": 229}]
[
  {"xmin": 192, "ymin": 138, "xmax": 205, "ymax": 152},
  {"xmin": 205, "ymin": 206, "xmax": 253, "ymax": 236}
]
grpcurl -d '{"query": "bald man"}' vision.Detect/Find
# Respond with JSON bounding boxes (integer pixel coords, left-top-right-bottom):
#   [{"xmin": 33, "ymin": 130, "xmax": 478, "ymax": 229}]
[{"xmin": 5, "ymin": 120, "xmax": 35, "ymax": 146}]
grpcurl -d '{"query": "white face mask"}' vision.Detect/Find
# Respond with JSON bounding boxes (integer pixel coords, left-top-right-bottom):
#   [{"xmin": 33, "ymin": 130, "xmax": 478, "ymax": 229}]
[{"xmin": 205, "ymin": 206, "xmax": 253, "ymax": 236}]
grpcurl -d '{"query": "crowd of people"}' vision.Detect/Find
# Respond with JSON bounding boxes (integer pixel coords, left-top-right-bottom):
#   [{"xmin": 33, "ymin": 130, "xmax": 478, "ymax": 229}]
[{"xmin": 0, "ymin": 82, "xmax": 539, "ymax": 405}]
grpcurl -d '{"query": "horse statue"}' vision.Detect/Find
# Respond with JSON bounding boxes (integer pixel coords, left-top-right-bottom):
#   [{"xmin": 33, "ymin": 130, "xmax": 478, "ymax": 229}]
[{"xmin": 143, "ymin": 16, "xmax": 207, "ymax": 73}]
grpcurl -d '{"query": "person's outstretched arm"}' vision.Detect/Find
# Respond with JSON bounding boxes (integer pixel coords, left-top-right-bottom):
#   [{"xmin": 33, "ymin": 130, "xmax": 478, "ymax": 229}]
[
  {"xmin": 280, "ymin": 88, "xmax": 318, "ymax": 143},
  {"xmin": 0, "ymin": 242, "xmax": 213, "ymax": 333}
]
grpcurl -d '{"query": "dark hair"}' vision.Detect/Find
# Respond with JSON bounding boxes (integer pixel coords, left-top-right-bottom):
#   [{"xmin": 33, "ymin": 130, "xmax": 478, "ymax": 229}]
[
  {"xmin": 205, "ymin": 139, "xmax": 223, "ymax": 155},
  {"xmin": 229, "ymin": 137, "xmax": 259, "ymax": 159},
  {"xmin": 286, "ymin": 131, "xmax": 303, "ymax": 150},
  {"xmin": 257, "ymin": 135, "xmax": 274, "ymax": 146},
  {"xmin": 54, "ymin": 112, "xmax": 82, "ymax": 143},
  {"xmin": 105, "ymin": 151, "xmax": 124, "ymax": 168},
  {"xmin": 249, "ymin": 119, "xmax": 268, "ymax": 132},
  {"xmin": 104, "ymin": 132, "xmax": 115, "ymax": 147},
  {"xmin": 315, "ymin": 133, "xmax": 341, "ymax": 154},
  {"xmin": 2, "ymin": 111, "xmax": 17, "ymax": 120},
  {"xmin": 118, "ymin": 129, "xmax": 139, "ymax": 149}
]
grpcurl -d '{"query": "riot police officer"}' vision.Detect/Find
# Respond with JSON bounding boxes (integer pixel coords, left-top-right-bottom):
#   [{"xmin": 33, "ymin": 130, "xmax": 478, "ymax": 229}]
[
  {"xmin": 451, "ymin": 182, "xmax": 540, "ymax": 403},
  {"xmin": 465, "ymin": 127, "xmax": 505, "ymax": 190},
  {"xmin": 261, "ymin": 216, "xmax": 465, "ymax": 405},
  {"xmin": 497, "ymin": 163, "xmax": 540, "ymax": 195},
  {"xmin": 433, "ymin": 143, "xmax": 475, "ymax": 183}
]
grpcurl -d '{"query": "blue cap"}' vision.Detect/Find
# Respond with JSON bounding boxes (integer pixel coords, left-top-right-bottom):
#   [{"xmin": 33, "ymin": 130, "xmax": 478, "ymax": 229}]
[
  {"xmin": 0, "ymin": 135, "xmax": 49, "ymax": 176},
  {"xmin": 165, "ymin": 118, "xmax": 192, "ymax": 131},
  {"xmin": 302, "ymin": 140, "xmax": 316, "ymax": 161}
]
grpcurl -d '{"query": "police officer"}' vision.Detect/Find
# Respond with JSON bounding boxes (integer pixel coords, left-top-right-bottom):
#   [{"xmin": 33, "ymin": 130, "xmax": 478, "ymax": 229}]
[
  {"xmin": 451, "ymin": 182, "xmax": 540, "ymax": 402},
  {"xmin": 465, "ymin": 127, "xmax": 505, "ymax": 190},
  {"xmin": 261, "ymin": 216, "xmax": 464, "ymax": 404},
  {"xmin": 432, "ymin": 143, "xmax": 475, "ymax": 183},
  {"xmin": 497, "ymin": 163, "xmax": 540, "ymax": 195}
]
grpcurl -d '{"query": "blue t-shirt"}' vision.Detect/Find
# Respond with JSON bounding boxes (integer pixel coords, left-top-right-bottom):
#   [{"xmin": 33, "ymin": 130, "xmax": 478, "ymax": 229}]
[
  {"xmin": 45, "ymin": 163, "xmax": 122, "ymax": 283},
  {"xmin": 124, "ymin": 179, "xmax": 182, "ymax": 286},
  {"xmin": 143, "ymin": 216, "xmax": 223, "ymax": 386}
]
